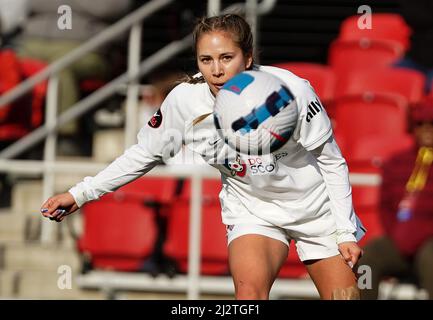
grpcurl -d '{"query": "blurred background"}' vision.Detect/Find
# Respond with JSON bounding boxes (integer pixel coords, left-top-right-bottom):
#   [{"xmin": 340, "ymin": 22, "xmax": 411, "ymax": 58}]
[{"xmin": 0, "ymin": 0, "xmax": 432, "ymax": 300}]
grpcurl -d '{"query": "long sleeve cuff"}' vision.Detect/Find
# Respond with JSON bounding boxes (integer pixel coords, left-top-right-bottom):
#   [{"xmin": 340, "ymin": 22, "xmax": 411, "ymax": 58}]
[
  {"xmin": 336, "ymin": 231, "xmax": 357, "ymax": 244},
  {"xmin": 68, "ymin": 186, "xmax": 90, "ymax": 208}
]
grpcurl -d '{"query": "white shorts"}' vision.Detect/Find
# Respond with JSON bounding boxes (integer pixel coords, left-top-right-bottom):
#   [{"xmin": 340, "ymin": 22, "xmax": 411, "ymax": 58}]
[{"xmin": 226, "ymin": 223, "xmax": 340, "ymax": 262}]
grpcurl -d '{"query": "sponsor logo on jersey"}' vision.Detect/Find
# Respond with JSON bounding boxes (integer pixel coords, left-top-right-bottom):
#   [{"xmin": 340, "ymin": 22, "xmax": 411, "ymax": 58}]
[
  {"xmin": 225, "ymin": 155, "xmax": 246, "ymax": 177},
  {"xmin": 274, "ymin": 151, "xmax": 288, "ymax": 161},
  {"xmin": 148, "ymin": 109, "xmax": 163, "ymax": 128},
  {"xmin": 306, "ymin": 98, "xmax": 324, "ymax": 123},
  {"xmin": 224, "ymin": 155, "xmax": 278, "ymax": 177},
  {"xmin": 247, "ymin": 157, "xmax": 276, "ymax": 175}
]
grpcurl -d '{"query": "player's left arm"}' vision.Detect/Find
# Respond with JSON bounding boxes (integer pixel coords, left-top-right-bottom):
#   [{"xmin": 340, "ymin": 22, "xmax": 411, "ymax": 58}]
[
  {"xmin": 310, "ymin": 136, "xmax": 365, "ymax": 267},
  {"xmin": 293, "ymin": 83, "xmax": 365, "ymax": 266}
]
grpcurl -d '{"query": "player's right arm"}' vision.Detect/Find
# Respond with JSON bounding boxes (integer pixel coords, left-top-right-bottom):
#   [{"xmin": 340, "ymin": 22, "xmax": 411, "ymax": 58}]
[{"xmin": 40, "ymin": 83, "xmax": 189, "ymax": 222}]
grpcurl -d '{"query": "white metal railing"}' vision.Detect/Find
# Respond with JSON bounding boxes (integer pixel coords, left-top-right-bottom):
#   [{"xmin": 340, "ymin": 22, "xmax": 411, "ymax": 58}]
[
  {"xmin": 0, "ymin": 34, "xmax": 193, "ymax": 160},
  {"xmin": 0, "ymin": 0, "xmax": 179, "ymax": 160},
  {"xmin": 42, "ymin": 76, "xmax": 59, "ymax": 243},
  {"xmin": 125, "ymin": 23, "xmax": 143, "ymax": 148},
  {"xmin": 0, "ymin": 0, "xmax": 176, "ymax": 110},
  {"xmin": 207, "ymin": 0, "xmax": 221, "ymax": 16}
]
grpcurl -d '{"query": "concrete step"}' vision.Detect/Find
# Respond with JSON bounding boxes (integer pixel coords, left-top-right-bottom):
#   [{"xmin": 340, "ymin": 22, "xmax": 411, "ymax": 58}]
[
  {"xmin": 4, "ymin": 185, "xmax": 84, "ymax": 245},
  {"xmin": 0, "ymin": 212, "xmax": 26, "ymax": 243},
  {"xmin": 12, "ymin": 181, "xmax": 43, "ymax": 216},
  {"xmin": 0, "ymin": 211, "xmax": 41, "ymax": 243},
  {"xmin": 14, "ymin": 269, "xmax": 105, "ymax": 299},
  {"xmin": 0, "ymin": 270, "xmax": 20, "ymax": 298},
  {"xmin": 1, "ymin": 242, "xmax": 81, "ymax": 273},
  {"xmin": 92, "ymin": 129, "xmax": 124, "ymax": 163},
  {"xmin": 14, "ymin": 269, "xmax": 229, "ymax": 300},
  {"xmin": 50, "ymin": 213, "xmax": 83, "ymax": 250},
  {"xmin": 12, "ymin": 177, "xmax": 88, "ymax": 215}
]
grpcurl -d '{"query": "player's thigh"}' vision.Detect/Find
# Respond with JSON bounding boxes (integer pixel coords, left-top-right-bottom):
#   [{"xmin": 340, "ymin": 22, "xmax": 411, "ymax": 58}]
[
  {"xmin": 305, "ymin": 254, "xmax": 358, "ymax": 300},
  {"xmin": 228, "ymin": 233, "xmax": 288, "ymax": 296}
]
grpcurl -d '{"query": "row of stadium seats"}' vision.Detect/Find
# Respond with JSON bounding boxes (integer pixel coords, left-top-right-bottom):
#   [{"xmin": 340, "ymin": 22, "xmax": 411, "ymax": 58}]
[
  {"xmin": 0, "ymin": 50, "xmax": 47, "ymax": 142},
  {"xmin": 274, "ymin": 13, "xmax": 433, "ymax": 172},
  {"xmin": 275, "ymin": 63, "xmax": 421, "ymax": 168},
  {"xmin": 77, "ymin": 176, "xmax": 385, "ymax": 279},
  {"xmin": 329, "ymin": 13, "xmax": 410, "ymax": 78},
  {"xmin": 274, "ymin": 63, "xmax": 427, "ymax": 109},
  {"xmin": 77, "ymin": 177, "xmax": 309, "ymax": 278},
  {"xmin": 0, "ymin": 49, "xmax": 106, "ymax": 145}
]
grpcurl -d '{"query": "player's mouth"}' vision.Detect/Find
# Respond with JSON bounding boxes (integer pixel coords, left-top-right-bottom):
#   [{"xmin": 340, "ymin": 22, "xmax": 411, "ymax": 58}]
[{"xmin": 213, "ymin": 83, "xmax": 225, "ymax": 91}]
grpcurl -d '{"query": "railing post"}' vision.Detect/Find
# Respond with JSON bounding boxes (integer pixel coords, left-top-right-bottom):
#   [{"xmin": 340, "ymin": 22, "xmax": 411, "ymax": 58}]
[
  {"xmin": 187, "ymin": 174, "xmax": 203, "ymax": 299},
  {"xmin": 246, "ymin": 0, "xmax": 259, "ymax": 54},
  {"xmin": 125, "ymin": 23, "xmax": 143, "ymax": 148},
  {"xmin": 41, "ymin": 75, "xmax": 59, "ymax": 244},
  {"xmin": 207, "ymin": 0, "xmax": 221, "ymax": 16}
]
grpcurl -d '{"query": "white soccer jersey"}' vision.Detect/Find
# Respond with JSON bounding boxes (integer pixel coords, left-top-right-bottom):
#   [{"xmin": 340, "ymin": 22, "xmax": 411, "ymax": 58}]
[{"xmin": 69, "ymin": 65, "xmax": 365, "ymax": 244}]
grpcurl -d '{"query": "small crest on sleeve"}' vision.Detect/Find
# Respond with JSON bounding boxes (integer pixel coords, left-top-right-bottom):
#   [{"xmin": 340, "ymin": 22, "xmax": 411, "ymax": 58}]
[{"xmin": 148, "ymin": 109, "xmax": 163, "ymax": 128}]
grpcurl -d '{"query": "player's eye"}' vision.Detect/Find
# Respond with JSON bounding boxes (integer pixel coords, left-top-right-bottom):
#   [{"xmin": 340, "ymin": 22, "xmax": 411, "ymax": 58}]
[
  {"xmin": 200, "ymin": 57, "xmax": 211, "ymax": 64},
  {"xmin": 222, "ymin": 55, "xmax": 233, "ymax": 62}
]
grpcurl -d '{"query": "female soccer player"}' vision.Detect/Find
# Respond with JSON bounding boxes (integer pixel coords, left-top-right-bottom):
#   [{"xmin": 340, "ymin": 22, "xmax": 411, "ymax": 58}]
[{"xmin": 40, "ymin": 14, "xmax": 365, "ymax": 300}]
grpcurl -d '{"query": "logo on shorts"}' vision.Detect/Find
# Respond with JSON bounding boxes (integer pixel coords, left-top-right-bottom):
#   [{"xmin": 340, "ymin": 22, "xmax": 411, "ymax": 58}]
[
  {"xmin": 148, "ymin": 109, "xmax": 163, "ymax": 128},
  {"xmin": 226, "ymin": 225, "xmax": 234, "ymax": 231}
]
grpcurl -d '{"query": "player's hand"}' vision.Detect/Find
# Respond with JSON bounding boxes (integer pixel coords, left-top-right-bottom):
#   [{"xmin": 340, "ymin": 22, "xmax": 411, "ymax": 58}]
[
  {"xmin": 338, "ymin": 242, "xmax": 363, "ymax": 269},
  {"xmin": 40, "ymin": 192, "xmax": 79, "ymax": 222}
]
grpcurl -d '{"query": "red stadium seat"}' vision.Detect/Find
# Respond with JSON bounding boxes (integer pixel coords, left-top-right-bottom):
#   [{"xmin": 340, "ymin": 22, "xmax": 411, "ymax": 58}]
[
  {"xmin": 338, "ymin": 13, "xmax": 411, "ymax": 51},
  {"xmin": 79, "ymin": 196, "xmax": 158, "ymax": 271},
  {"xmin": 20, "ymin": 58, "xmax": 48, "ymax": 128},
  {"xmin": 350, "ymin": 133, "xmax": 415, "ymax": 168},
  {"xmin": 163, "ymin": 179, "xmax": 229, "ymax": 275},
  {"xmin": 351, "ymin": 160, "xmax": 389, "ymax": 246},
  {"xmin": 273, "ymin": 62, "xmax": 336, "ymax": 104},
  {"xmin": 356, "ymin": 208, "xmax": 384, "ymax": 246},
  {"xmin": 337, "ymin": 94, "xmax": 411, "ymax": 246},
  {"xmin": 336, "ymin": 68, "xmax": 426, "ymax": 106},
  {"xmin": 328, "ymin": 39, "xmax": 405, "ymax": 78},
  {"xmin": 103, "ymin": 176, "xmax": 179, "ymax": 205},
  {"xmin": 78, "ymin": 177, "xmax": 179, "ymax": 272},
  {"xmin": 333, "ymin": 93, "xmax": 409, "ymax": 159},
  {"xmin": 352, "ymin": 181, "xmax": 386, "ymax": 246},
  {"xmin": 0, "ymin": 51, "xmax": 47, "ymax": 143}
]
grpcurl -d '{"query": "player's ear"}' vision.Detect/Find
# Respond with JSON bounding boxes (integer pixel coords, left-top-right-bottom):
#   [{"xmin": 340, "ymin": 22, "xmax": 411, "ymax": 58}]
[{"xmin": 245, "ymin": 53, "xmax": 253, "ymax": 70}]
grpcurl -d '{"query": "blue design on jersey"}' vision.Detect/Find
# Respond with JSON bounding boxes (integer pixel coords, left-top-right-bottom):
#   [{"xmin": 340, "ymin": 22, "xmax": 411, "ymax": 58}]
[
  {"xmin": 222, "ymin": 73, "xmax": 255, "ymax": 95},
  {"xmin": 231, "ymin": 85, "xmax": 294, "ymax": 135}
]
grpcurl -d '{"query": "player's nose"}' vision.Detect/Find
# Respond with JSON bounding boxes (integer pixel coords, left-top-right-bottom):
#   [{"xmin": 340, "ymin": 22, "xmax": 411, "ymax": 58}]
[{"xmin": 212, "ymin": 61, "xmax": 224, "ymax": 77}]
